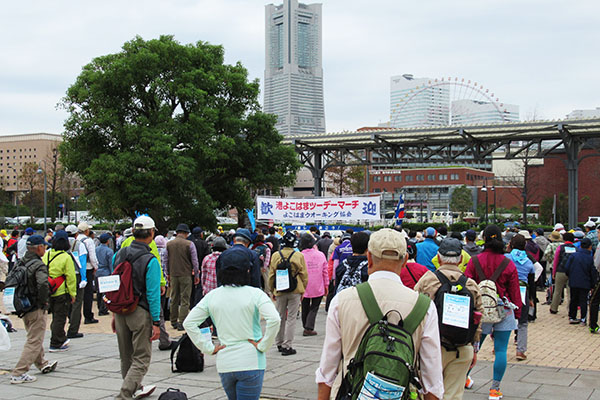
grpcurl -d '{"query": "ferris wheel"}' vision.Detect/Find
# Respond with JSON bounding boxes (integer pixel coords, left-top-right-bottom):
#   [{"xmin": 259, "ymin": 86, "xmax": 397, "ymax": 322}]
[{"xmin": 390, "ymin": 76, "xmax": 516, "ymax": 127}]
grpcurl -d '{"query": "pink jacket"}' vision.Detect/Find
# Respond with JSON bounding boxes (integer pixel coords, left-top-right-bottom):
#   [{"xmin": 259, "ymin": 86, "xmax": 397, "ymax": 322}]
[{"xmin": 302, "ymin": 247, "xmax": 329, "ymax": 298}]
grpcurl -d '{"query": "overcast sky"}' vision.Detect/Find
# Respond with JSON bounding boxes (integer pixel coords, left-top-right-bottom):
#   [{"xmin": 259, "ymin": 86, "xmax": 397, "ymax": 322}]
[{"xmin": 1, "ymin": 0, "xmax": 598, "ymax": 135}]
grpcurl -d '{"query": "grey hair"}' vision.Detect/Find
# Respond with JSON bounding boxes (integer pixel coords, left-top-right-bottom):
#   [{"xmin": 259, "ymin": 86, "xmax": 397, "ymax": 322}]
[
  {"xmin": 437, "ymin": 253, "xmax": 461, "ymax": 265},
  {"xmin": 234, "ymin": 236, "xmax": 250, "ymax": 246}
]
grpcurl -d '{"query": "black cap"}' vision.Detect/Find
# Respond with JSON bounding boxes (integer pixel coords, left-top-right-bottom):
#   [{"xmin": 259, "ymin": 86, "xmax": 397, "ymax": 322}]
[
  {"xmin": 282, "ymin": 230, "xmax": 296, "ymax": 247},
  {"xmin": 217, "ymin": 249, "xmax": 252, "ymax": 273},
  {"xmin": 175, "ymin": 223, "xmax": 190, "ymax": 233},
  {"xmin": 26, "ymin": 234, "xmax": 50, "ymax": 247},
  {"xmin": 192, "ymin": 227, "xmax": 203, "ymax": 234},
  {"xmin": 438, "ymin": 238, "xmax": 463, "ymax": 257},
  {"xmin": 465, "ymin": 229, "xmax": 477, "ymax": 241}
]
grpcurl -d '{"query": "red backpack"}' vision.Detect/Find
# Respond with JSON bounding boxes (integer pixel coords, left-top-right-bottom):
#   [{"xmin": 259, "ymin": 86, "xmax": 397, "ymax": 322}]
[{"xmin": 104, "ymin": 252, "xmax": 149, "ymax": 314}]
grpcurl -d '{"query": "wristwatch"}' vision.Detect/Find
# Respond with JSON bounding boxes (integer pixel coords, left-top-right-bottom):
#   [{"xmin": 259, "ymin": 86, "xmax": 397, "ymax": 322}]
[{"xmin": 152, "ymin": 321, "xmax": 160, "ymax": 327}]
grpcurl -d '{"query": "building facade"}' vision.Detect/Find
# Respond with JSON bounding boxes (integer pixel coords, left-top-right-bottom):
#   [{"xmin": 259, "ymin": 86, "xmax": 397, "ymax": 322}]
[
  {"xmin": 390, "ymin": 74, "xmax": 450, "ymax": 128},
  {"xmin": 264, "ymin": 0, "xmax": 325, "ymax": 136},
  {"xmin": 451, "ymin": 99, "xmax": 519, "ymax": 125},
  {"xmin": 566, "ymin": 108, "xmax": 600, "ymax": 119}
]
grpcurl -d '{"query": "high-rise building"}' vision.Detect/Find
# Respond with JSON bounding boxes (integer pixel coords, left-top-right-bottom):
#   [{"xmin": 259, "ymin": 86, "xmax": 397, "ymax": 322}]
[
  {"xmin": 264, "ymin": 0, "xmax": 325, "ymax": 136},
  {"xmin": 566, "ymin": 107, "xmax": 600, "ymax": 119},
  {"xmin": 451, "ymin": 99, "xmax": 520, "ymax": 125},
  {"xmin": 390, "ymin": 74, "xmax": 450, "ymax": 128}
]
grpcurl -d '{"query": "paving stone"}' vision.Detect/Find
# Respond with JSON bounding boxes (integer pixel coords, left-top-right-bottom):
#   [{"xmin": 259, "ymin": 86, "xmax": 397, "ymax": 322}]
[
  {"xmin": 521, "ymin": 370, "xmax": 578, "ymax": 386},
  {"xmin": 41, "ymin": 385, "xmax": 116, "ymax": 399},
  {"xmin": 528, "ymin": 383, "xmax": 593, "ymax": 399}
]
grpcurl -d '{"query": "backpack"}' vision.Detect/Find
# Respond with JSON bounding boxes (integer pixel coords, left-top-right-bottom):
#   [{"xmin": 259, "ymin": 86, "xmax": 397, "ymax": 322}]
[
  {"xmin": 158, "ymin": 388, "xmax": 188, "ymax": 400},
  {"xmin": 103, "ymin": 251, "xmax": 149, "ymax": 315},
  {"xmin": 46, "ymin": 252, "xmax": 66, "ymax": 295},
  {"xmin": 3, "ymin": 259, "xmax": 38, "ymax": 317},
  {"xmin": 276, "ymin": 251, "xmax": 298, "ymax": 293},
  {"xmin": 432, "ymin": 270, "xmax": 476, "ymax": 350},
  {"xmin": 170, "ymin": 333, "xmax": 204, "ymax": 373},
  {"xmin": 472, "ymin": 256, "xmax": 510, "ymax": 324},
  {"xmin": 336, "ymin": 282, "xmax": 431, "ymax": 400},
  {"xmin": 336, "ymin": 259, "xmax": 368, "ymax": 294}
]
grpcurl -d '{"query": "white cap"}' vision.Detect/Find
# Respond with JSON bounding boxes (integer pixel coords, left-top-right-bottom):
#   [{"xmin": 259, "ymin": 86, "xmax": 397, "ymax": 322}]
[
  {"xmin": 77, "ymin": 221, "xmax": 93, "ymax": 232},
  {"xmin": 584, "ymin": 220, "xmax": 596, "ymax": 228},
  {"xmin": 133, "ymin": 216, "xmax": 155, "ymax": 230},
  {"xmin": 554, "ymin": 223, "xmax": 565, "ymax": 231},
  {"xmin": 65, "ymin": 225, "xmax": 78, "ymax": 234}
]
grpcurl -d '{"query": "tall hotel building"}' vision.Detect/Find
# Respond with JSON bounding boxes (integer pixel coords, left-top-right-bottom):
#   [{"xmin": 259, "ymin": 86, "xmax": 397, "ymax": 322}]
[
  {"xmin": 264, "ymin": 0, "xmax": 325, "ymax": 136},
  {"xmin": 390, "ymin": 74, "xmax": 450, "ymax": 128},
  {"xmin": 451, "ymin": 99, "xmax": 519, "ymax": 125}
]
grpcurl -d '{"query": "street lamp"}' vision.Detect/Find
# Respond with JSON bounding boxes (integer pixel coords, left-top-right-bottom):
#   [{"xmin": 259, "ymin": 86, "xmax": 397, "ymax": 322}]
[
  {"xmin": 491, "ymin": 185, "xmax": 496, "ymax": 223},
  {"xmin": 37, "ymin": 161, "xmax": 47, "ymax": 233},
  {"xmin": 71, "ymin": 195, "xmax": 79, "ymax": 224},
  {"xmin": 481, "ymin": 184, "xmax": 488, "ymax": 224},
  {"xmin": 8, "ymin": 164, "xmax": 19, "ymax": 222}
]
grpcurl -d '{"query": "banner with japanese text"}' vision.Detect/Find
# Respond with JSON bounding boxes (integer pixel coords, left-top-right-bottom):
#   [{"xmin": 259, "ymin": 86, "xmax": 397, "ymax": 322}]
[{"xmin": 256, "ymin": 196, "xmax": 381, "ymax": 221}]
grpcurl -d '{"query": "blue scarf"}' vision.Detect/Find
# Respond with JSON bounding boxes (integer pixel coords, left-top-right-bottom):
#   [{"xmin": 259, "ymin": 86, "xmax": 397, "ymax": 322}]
[{"xmin": 510, "ymin": 249, "xmax": 529, "ymax": 265}]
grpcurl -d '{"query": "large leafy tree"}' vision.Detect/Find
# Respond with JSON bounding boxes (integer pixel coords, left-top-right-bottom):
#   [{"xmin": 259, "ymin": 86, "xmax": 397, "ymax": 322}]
[
  {"xmin": 60, "ymin": 36, "xmax": 300, "ymax": 231},
  {"xmin": 450, "ymin": 185, "xmax": 473, "ymax": 220}
]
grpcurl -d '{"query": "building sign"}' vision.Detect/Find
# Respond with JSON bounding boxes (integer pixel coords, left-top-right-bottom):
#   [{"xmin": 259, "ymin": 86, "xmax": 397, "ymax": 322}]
[{"xmin": 256, "ymin": 196, "xmax": 381, "ymax": 221}]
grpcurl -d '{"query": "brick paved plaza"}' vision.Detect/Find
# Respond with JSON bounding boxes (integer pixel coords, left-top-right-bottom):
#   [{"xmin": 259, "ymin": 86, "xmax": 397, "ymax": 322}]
[{"xmin": 2, "ymin": 294, "xmax": 600, "ymax": 399}]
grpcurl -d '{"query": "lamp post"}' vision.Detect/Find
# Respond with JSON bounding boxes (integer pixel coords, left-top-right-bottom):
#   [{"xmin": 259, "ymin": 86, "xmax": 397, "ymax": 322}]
[
  {"xmin": 37, "ymin": 161, "xmax": 47, "ymax": 233},
  {"xmin": 8, "ymin": 165, "xmax": 19, "ymax": 222},
  {"xmin": 71, "ymin": 195, "xmax": 79, "ymax": 224},
  {"xmin": 481, "ymin": 184, "xmax": 488, "ymax": 224},
  {"xmin": 491, "ymin": 185, "xmax": 496, "ymax": 223}
]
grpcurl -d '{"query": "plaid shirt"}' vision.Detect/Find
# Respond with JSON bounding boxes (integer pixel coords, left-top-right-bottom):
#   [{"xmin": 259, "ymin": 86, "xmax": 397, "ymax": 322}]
[{"xmin": 201, "ymin": 251, "xmax": 221, "ymax": 295}]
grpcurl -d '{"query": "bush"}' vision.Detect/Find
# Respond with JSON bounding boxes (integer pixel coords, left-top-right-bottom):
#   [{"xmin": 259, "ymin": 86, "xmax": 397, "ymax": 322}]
[{"xmin": 449, "ymin": 222, "xmax": 470, "ymax": 232}]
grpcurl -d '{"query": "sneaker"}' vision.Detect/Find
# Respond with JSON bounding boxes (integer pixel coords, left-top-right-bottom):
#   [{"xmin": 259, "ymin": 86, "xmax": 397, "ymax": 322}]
[
  {"xmin": 549, "ymin": 309, "xmax": 558, "ymax": 314},
  {"xmin": 41, "ymin": 360, "xmax": 58, "ymax": 374},
  {"xmin": 281, "ymin": 347, "xmax": 297, "ymax": 356},
  {"xmin": 570, "ymin": 318, "xmax": 580, "ymax": 324},
  {"xmin": 516, "ymin": 351, "xmax": 527, "ymax": 361},
  {"xmin": 67, "ymin": 332, "xmax": 84, "ymax": 339},
  {"xmin": 590, "ymin": 326, "xmax": 599, "ymax": 334},
  {"xmin": 303, "ymin": 329, "xmax": 317, "ymax": 336},
  {"xmin": 489, "ymin": 389, "xmax": 503, "ymax": 400},
  {"xmin": 133, "ymin": 385, "xmax": 156, "ymax": 399},
  {"xmin": 10, "ymin": 373, "xmax": 37, "ymax": 384},
  {"xmin": 465, "ymin": 375, "xmax": 474, "ymax": 389},
  {"xmin": 49, "ymin": 339, "xmax": 70, "ymax": 352},
  {"xmin": 158, "ymin": 342, "xmax": 174, "ymax": 351},
  {"xmin": 277, "ymin": 345, "xmax": 283, "ymax": 352},
  {"xmin": 84, "ymin": 318, "xmax": 99, "ymax": 324},
  {"xmin": 580, "ymin": 318, "xmax": 587, "ymax": 326}
]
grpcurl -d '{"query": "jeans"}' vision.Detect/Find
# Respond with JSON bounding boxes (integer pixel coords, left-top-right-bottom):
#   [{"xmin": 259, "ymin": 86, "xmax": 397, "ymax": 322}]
[{"xmin": 219, "ymin": 369, "xmax": 265, "ymax": 400}]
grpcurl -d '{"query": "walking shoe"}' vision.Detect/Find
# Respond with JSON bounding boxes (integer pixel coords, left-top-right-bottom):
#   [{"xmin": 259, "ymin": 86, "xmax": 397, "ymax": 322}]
[
  {"xmin": 133, "ymin": 385, "xmax": 156, "ymax": 399},
  {"xmin": 303, "ymin": 329, "xmax": 317, "ymax": 336},
  {"xmin": 488, "ymin": 389, "xmax": 503, "ymax": 399},
  {"xmin": 158, "ymin": 342, "xmax": 174, "ymax": 351},
  {"xmin": 549, "ymin": 309, "xmax": 558, "ymax": 314},
  {"xmin": 98, "ymin": 311, "xmax": 110, "ymax": 316},
  {"xmin": 465, "ymin": 375, "xmax": 474, "ymax": 389},
  {"xmin": 590, "ymin": 326, "xmax": 599, "ymax": 334},
  {"xmin": 41, "ymin": 360, "xmax": 58, "ymax": 374},
  {"xmin": 281, "ymin": 347, "xmax": 297, "ymax": 356},
  {"xmin": 10, "ymin": 373, "xmax": 37, "ymax": 384},
  {"xmin": 67, "ymin": 332, "xmax": 84, "ymax": 339},
  {"xmin": 177, "ymin": 323, "xmax": 185, "ymax": 331},
  {"xmin": 84, "ymin": 318, "xmax": 99, "ymax": 324},
  {"xmin": 516, "ymin": 351, "xmax": 527, "ymax": 360},
  {"xmin": 49, "ymin": 339, "xmax": 70, "ymax": 352},
  {"xmin": 580, "ymin": 318, "xmax": 587, "ymax": 326},
  {"xmin": 277, "ymin": 345, "xmax": 283, "ymax": 352},
  {"xmin": 569, "ymin": 318, "xmax": 580, "ymax": 324}
]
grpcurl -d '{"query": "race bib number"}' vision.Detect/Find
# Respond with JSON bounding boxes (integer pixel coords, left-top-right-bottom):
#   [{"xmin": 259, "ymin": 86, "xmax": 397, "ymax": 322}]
[
  {"xmin": 520, "ymin": 286, "xmax": 527, "ymax": 305},
  {"xmin": 442, "ymin": 293, "xmax": 470, "ymax": 329},
  {"xmin": 565, "ymin": 247, "xmax": 576, "ymax": 253},
  {"xmin": 2, "ymin": 287, "xmax": 16, "ymax": 313},
  {"xmin": 200, "ymin": 327, "xmax": 212, "ymax": 342},
  {"xmin": 98, "ymin": 275, "xmax": 120, "ymax": 293},
  {"xmin": 359, "ymin": 371, "xmax": 405, "ymax": 400},
  {"xmin": 276, "ymin": 269, "xmax": 290, "ymax": 291}
]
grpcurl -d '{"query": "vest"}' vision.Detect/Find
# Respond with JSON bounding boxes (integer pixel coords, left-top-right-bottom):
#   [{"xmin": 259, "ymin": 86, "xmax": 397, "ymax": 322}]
[
  {"xmin": 114, "ymin": 241, "xmax": 154, "ymax": 313},
  {"xmin": 167, "ymin": 237, "xmax": 193, "ymax": 277},
  {"xmin": 333, "ymin": 278, "xmax": 426, "ymax": 398}
]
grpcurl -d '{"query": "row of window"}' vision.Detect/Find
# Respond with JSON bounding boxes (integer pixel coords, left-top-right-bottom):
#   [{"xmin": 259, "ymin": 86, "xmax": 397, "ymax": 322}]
[
  {"xmin": 0, "ymin": 148, "xmax": 37, "ymax": 153},
  {"xmin": 0, "ymin": 155, "xmax": 37, "ymax": 160},
  {"xmin": 373, "ymin": 173, "xmax": 460, "ymax": 183}
]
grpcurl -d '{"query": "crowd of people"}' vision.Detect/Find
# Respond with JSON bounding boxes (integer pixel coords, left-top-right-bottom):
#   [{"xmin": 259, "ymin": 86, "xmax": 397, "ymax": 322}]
[{"xmin": 1, "ymin": 217, "xmax": 599, "ymax": 400}]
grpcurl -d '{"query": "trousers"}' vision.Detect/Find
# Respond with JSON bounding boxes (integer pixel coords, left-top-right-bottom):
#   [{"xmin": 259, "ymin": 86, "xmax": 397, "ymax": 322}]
[
  {"xmin": 441, "ymin": 345, "xmax": 474, "ymax": 400},
  {"xmin": 68, "ymin": 274, "xmax": 84, "ymax": 335},
  {"xmin": 49, "ymin": 294, "xmax": 71, "ymax": 348},
  {"xmin": 83, "ymin": 269, "xmax": 95, "ymax": 320},
  {"xmin": 301, "ymin": 296, "xmax": 322, "ymax": 331},
  {"xmin": 569, "ymin": 287, "xmax": 589, "ymax": 321},
  {"xmin": 589, "ymin": 283, "xmax": 600, "ymax": 329},
  {"xmin": 550, "ymin": 272, "xmax": 569, "ymax": 312},
  {"xmin": 275, "ymin": 292, "xmax": 301, "ymax": 349},
  {"xmin": 13, "ymin": 309, "xmax": 48, "ymax": 376},
  {"xmin": 169, "ymin": 275, "xmax": 192, "ymax": 325}
]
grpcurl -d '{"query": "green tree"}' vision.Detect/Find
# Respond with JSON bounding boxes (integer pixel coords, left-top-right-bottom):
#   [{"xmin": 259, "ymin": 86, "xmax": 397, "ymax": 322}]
[
  {"xmin": 450, "ymin": 185, "xmax": 472, "ymax": 220},
  {"xmin": 60, "ymin": 36, "xmax": 300, "ymax": 231}
]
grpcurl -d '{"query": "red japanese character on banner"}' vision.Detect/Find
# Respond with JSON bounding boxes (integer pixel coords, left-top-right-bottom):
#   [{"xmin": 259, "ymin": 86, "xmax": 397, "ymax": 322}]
[
  {"xmin": 338, "ymin": 201, "xmax": 346, "ymax": 209},
  {"xmin": 276, "ymin": 201, "xmax": 283, "ymax": 210},
  {"xmin": 309, "ymin": 202, "xmax": 316, "ymax": 210},
  {"xmin": 303, "ymin": 201, "xmax": 310, "ymax": 210},
  {"xmin": 283, "ymin": 202, "xmax": 289, "ymax": 210},
  {"xmin": 323, "ymin": 200, "xmax": 332, "ymax": 210},
  {"xmin": 351, "ymin": 200, "xmax": 359, "ymax": 209},
  {"xmin": 290, "ymin": 202, "xmax": 296, "ymax": 211}
]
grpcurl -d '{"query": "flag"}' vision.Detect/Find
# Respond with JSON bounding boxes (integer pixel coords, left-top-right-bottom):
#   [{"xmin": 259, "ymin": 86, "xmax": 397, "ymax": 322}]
[
  {"xmin": 395, "ymin": 195, "xmax": 405, "ymax": 226},
  {"xmin": 245, "ymin": 208, "xmax": 256, "ymax": 232}
]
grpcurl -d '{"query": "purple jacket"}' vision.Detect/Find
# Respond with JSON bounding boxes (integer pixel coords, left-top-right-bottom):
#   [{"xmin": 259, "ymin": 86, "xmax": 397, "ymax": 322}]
[{"xmin": 301, "ymin": 247, "xmax": 329, "ymax": 298}]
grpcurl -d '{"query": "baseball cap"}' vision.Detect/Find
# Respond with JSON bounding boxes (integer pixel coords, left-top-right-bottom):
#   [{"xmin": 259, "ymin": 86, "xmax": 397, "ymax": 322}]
[
  {"xmin": 368, "ymin": 228, "xmax": 407, "ymax": 260},
  {"xmin": 554, "ymin": 223, "xmax": 565, "ymax": 231},
  {"xmin": 175, "ymin": 223, "xmax": 190, "ymax": 233},
  {"xmin": 99, "ymin": 233, "xmax": 111, "ymax": 243},
  {"xmin": 535, "ymin": 228, "xmax": 545, "ymax": 235},
  {"xmin": 218, "ymin": 248, "xmax": 252, "ymax": 273},
  {"xmin": 192, "ymin": 227, "xmax": 203, "ymax": 234},
  {"xmin": 26, "ymin": 234, "xmax": 50, "ymax": 247},
  {"xmin": 584, "ymin": 221, "xmax": 596, "ymax": 228},
  {"xmin": 234, "ymin": 228, "xmax": 252, "ymax": 242},
  {"xmin": 77, "ymin": 221, "xmax": 92, "ymax": 232},
  {"xmin": 0, "ymin": 229, "xmax": 7, "ymax": 237},
  {"xmin": 574, "ymin": 230, "xmax": 585, "ymax": 239},
  {"xmin": 133, "ymin": 216, "xmax": 155, "ymax": 230},
  {"xmin": 465, "ymin": 229, "xmax": 477, "ymax": 241},
  {"xmin": 25, "ymin": 227, "xmax": 34, "ymax": 235},
  {"xmin": 123, "ymin": 228, "xmax": 133, "ymax": 237},
  {"xmin": 425, "ymin": 227, "xmax": 436, "ymax": 238},
  {"xmin": 65, "ymin": 225, "xmax": 78, "ymax": 235},
  {"xmin": 438, "ymin": 238, "xmax": 463, "ymax": 257},
  {"xmin": 212, "ymin": 237, "xmax": 228, "ymax": 251},
  {"xmin": 341, "ymin": 232, "xmax": 352, "ymax": 241},
  {"xmin": 53, "ymin": 230, "xmax": 69, "ymax": 243},
  {"xmin": 581, "ymin": 238, "xmax": 593, "ymax": 248}
]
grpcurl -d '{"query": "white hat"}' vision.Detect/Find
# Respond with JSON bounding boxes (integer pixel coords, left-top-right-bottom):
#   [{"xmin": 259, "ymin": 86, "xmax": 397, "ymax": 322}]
[
  {"xmin": 554, "ymin": 223, "xmax": 565, "ymax": 231},
  {"xmin": 584, "ymin": 220, "xmax": 596, "ymax": 228},
  {"xmin": 133, "ymin": 216, "xmax": 155, "ymax": 230},
  {"xmin": 65, "ymin": 224, "xmax": 78, "ymax": 234},
  {"xmin": 518, "ymin": 230, "xmax": 532, "ymax": 240},
  {"xmin": 77, "ymin": 221, "xmax": 93, "ymax": 232}
]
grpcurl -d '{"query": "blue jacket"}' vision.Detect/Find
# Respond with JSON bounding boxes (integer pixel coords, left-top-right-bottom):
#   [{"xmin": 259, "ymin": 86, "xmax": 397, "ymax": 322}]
[
  {"xmin": 416, "ymin": 238, "xmax": 439, "ymax": 271},
  {"xmin": 564, "ymin": 248, "xmax": 597, "ymax": 289}
]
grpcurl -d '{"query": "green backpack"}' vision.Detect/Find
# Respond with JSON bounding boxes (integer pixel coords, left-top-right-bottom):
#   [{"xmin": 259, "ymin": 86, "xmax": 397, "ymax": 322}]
[{"xmin": 336, "ymin": 282, "xmax": 431, "ymax": 400}]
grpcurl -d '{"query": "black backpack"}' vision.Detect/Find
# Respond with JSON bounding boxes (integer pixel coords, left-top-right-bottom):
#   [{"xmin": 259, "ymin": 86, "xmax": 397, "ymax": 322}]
[
  {"xmin": 276, "ymin": 251, "xmax": 298, "ymax": 293},
  {"xmin": 170, "ymin": 333, "xmax": 204, "ymax": 373},
  {"xmin": 4, "ymin": 259, "xmax": 38, "ymax": 317},
  {"xmin": 158, "ymin": 388, "xmax": 188, "ymax": 400},
  {"xmin": 433, "ymin": 270, "xmax": 476, "ymax": 351}
]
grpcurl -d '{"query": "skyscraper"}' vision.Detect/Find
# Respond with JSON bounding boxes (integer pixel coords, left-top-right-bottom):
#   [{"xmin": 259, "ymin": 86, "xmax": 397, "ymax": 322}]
[
  {"xmin": 451, "ymin": 99, "xmax": 519, "ymax": 125},
  {"xmin": 264, "ymin": 0, "xmax": 325, "ymax": 136},
  {"xmin": 390, "ymin": 74, "xmax": 449, "ymax": 128}
]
